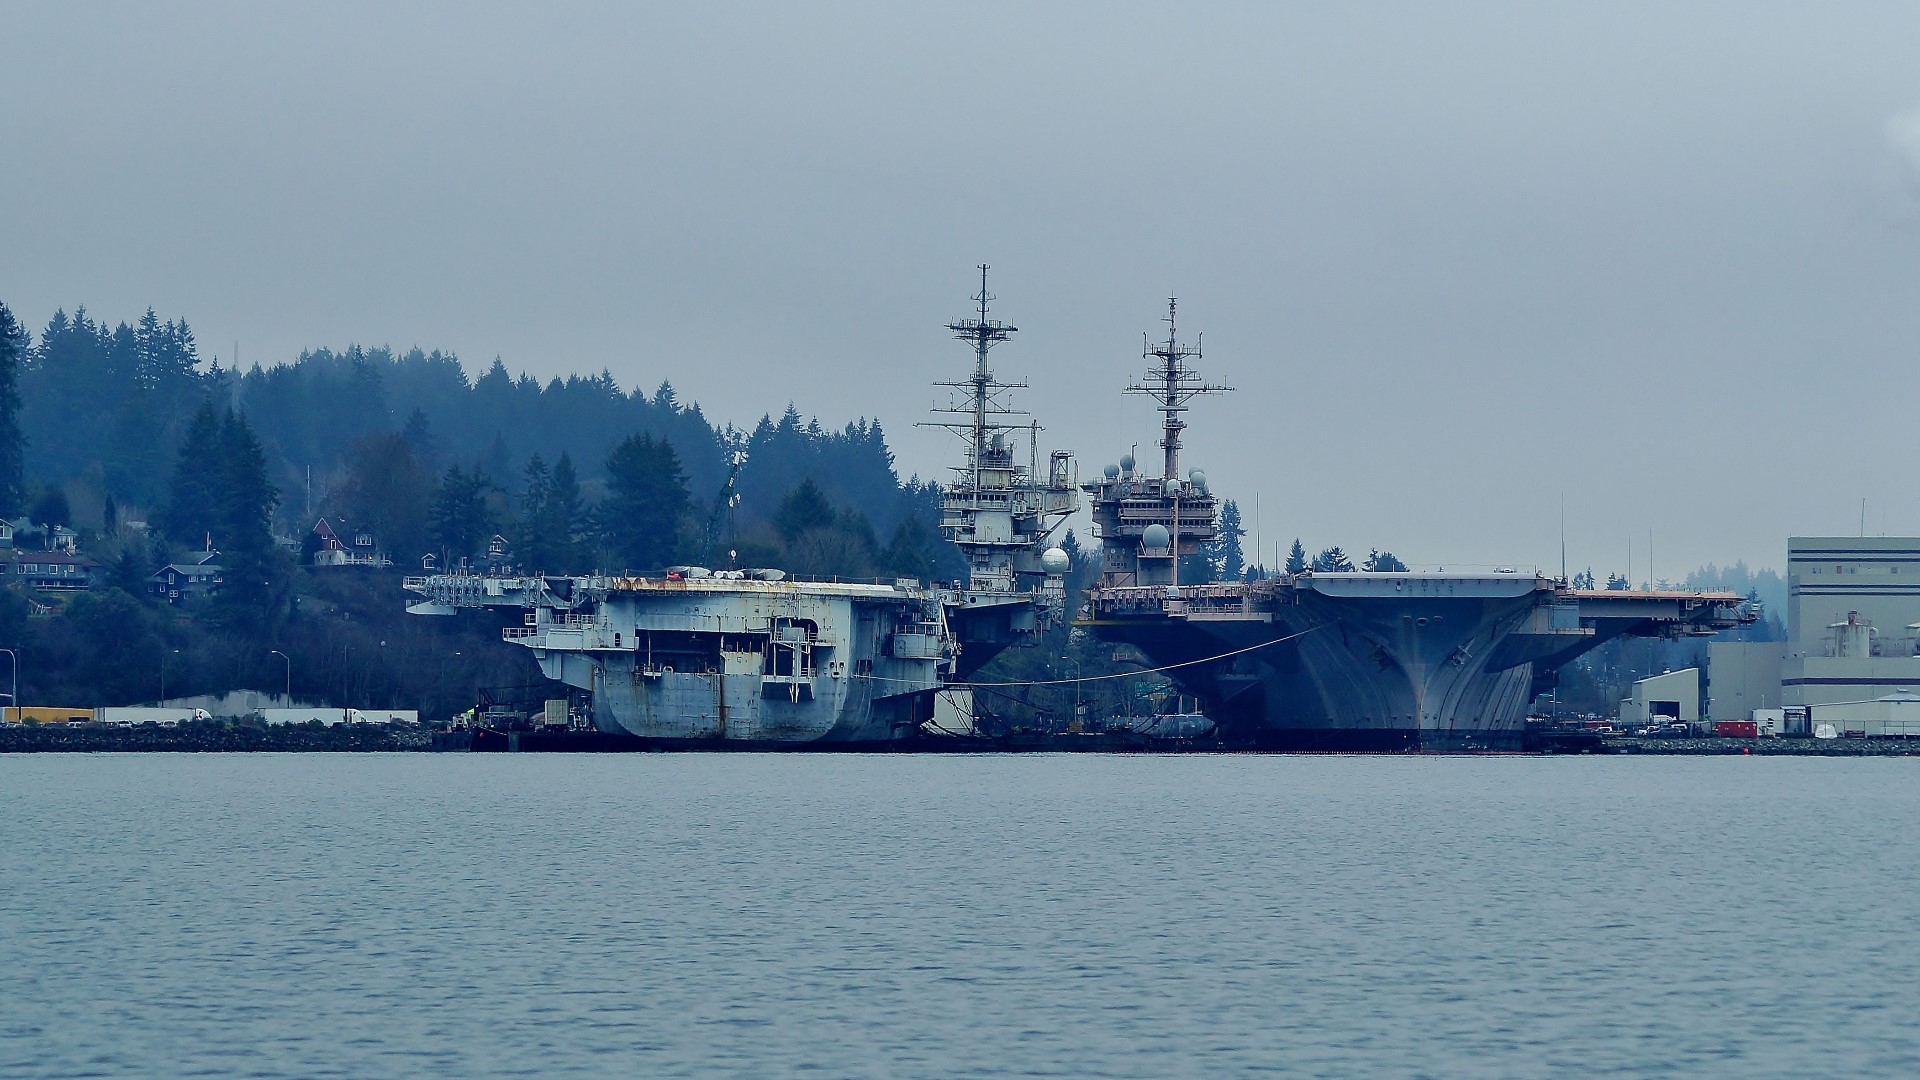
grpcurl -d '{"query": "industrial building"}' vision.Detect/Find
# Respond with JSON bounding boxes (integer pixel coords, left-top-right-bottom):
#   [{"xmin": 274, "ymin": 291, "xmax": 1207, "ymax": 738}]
[
  {"xmin": 1783, "ymin": 537, "xmax": 1920, "ymax": 709},
  {"xmin": 1708, "ymin": 537, "xmax": 1920, "ymax": 732},
  {"xmin": 1619, "ymin": 668, "xmax": 1701, "ymax": 730},
  {"xmin": 1706, "ymin": 641, "xmax": 1785, "ymax": 721}
]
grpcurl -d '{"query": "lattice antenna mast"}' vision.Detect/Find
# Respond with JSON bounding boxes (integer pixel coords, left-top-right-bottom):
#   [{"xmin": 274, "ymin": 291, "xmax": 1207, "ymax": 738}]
[
  {"xmin": 919, "ymin": 264, "xmax": 1030, "ymax": 492},
  {"xmin": 1126, "ymin": 297, "xmax": 1230, "ymax": 480}
]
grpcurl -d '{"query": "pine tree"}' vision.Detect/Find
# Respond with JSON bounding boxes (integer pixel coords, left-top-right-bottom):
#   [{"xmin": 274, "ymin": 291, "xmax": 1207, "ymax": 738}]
[
  {"xmin": 211, "ymin": 408, "xmax": 283, "ymax": 625},
  {"xmin": 1215, "ymin": 499, "xmax": 1246, "ymax": 581},
  {"xmin": 1361, "ymin": 549, "xmax": 1408, "ymax": 572},
  {"xmin": 1312, "ymin": 546, "xmax": 1355, "ymax": 572},
  {"xmin": 880, "ymin": 514, "xmax": 936, "ymax": 581},
  {"xmin": 775, "ymin": 478, "xmax": 835, "ymax": 542},
  {"xmin": 158, "ymin": 402, "xmax": 224, "ymax": 546},
  {"xmin": 599, "ymin": 434, "xmax": 690, "ymax": 571},
  {"xmin": 429, "ymin": 464, "xmax": 492, "ymax": 562},
  {"xmin": 339, "ymin": 432, "xmax": 431, "ymax": 563},
  {"xmin": 401, "ymin": 407, "xmax": 441, "ymax": 469},
  {"xmin": 547, "ymin": 452, "xmax": 583, "ymax": 571},
  {"xmin": 0, "ymin": 303, "xmax": 26, "ymax": 516},
  {"xmin": 1285, "ymin": 538, "xmax": 1308, "ymax": 575},
  {"xmin": 516, "ymin": 454, "xmax": 554, "ymax": 568}
]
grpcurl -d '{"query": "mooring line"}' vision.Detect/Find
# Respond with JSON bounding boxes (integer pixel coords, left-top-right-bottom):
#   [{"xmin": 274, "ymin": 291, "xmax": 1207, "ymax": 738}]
[{"xmin": 848, "ymin": 624, "xmax": 1324, "ymax": 689}]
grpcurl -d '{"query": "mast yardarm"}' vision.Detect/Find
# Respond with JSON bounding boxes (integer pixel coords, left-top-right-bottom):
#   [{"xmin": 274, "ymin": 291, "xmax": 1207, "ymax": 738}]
[{"xmin": 1125, "ymin": 297, "xmax": 1230, "ymax": 481}]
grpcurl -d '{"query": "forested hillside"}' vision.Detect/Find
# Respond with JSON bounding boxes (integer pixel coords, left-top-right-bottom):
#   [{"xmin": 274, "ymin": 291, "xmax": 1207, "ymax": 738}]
[
  {"xmin": 0, "ymin": 299, "xmax": 957, "ymax": 710},
  {"xmin": 20, "ymin": 306, "xmax": 949, "ymax": 578}
]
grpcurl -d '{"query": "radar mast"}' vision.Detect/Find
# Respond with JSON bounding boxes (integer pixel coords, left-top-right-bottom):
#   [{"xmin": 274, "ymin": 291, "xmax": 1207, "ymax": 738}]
[
  {"xmin": 1126, "ymin": 298, "xmax": 1230, "ymax": 481},
  {"xmin": 918, "ymin": 266, "xmax": 1078, "ymax": 594}
]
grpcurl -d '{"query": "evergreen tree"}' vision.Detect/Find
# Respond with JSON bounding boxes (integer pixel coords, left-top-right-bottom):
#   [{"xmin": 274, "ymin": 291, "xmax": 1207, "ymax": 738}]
[
  {"xmin": 880, "ymin": 514, "xmax": 937, "ymax": 581},
  {"xmin": 775, "ymin": 478, "xmax": 835, "ymax": 541},
  {"xmin": 1214, "ymin": 499, "xmax": 1246, "ymax": 581},
  {"xmin": 515, "ymin": 454, "xmax": 554, "ymax": 567},
  {"xmin": 547, "ymin": 452, "xmax": 584, "ymax": 571},
  {"xmin": 338, "ymin": 431, "xmax": 431, "ymax": 563},
  {"xmin": 599, "ymin": 433, "xmax": 689, "ymax": 571},
  {"xmin": 428, "ymin": 464, "xmax": 492, "ymax": 562},
  {"xmin": 480, "ymin": 432, "xmax": 512, "ymax": 486},
  {"xmin": 108, "ymin": 544, "xmax": 154, "ymax": 597},
  {"xmin": 401, "ymin": 407, "xmax": 441, "ymax": 470},
  {"xmin": 1285, "ymin": 538, "xmax": 1308, "ymax": 575},
  {"xmin": 31, "ymin": 486, "xmax": 71, "ymax": 531},
  {"xmin": 1311, "ymin": 546, "xmax": 1355, "ymax": 572},
  {"xmin": 1361, "ymin": 549, "xmax": 1408, "ymax": 572},
  {"xmin": 0, "ymin": 303, "xmax": 24, "ymax": 516},
  {"xmin": 158, "ymin": 402, "xmax": 225, "ymax": 547},
  {"xmin": 211, "ymin": 408, "xmax": 283, "ymax": 625}
]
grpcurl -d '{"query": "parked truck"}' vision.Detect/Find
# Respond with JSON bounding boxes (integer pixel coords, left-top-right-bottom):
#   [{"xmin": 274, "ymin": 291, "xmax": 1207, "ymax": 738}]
[
  {"xmin": 258, "ymin": 708, "xmax": 419, "ymax": 727},
  {"xmin": 94, "ymin": 707, "xmax": 211, "ymax": 728}
]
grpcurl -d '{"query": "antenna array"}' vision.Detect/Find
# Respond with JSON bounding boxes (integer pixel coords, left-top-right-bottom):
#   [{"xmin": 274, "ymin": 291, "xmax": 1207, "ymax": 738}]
[{"xmin": 1126, "ymin": 297, "xmax": 1230, "ymax": 480}]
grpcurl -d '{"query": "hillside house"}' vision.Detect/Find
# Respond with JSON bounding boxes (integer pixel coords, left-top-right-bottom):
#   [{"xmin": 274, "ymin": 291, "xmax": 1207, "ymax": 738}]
[
  {"xmin": 309, "ymin": 518, "xmax": 391, "ymax": 568},
  {"xmin": 148, "ymin": 552, "xmax": 223, "ymax": 606},
  {"xmin": 2, "ymin": 551, "xmax": 101, "ymax": 591}
]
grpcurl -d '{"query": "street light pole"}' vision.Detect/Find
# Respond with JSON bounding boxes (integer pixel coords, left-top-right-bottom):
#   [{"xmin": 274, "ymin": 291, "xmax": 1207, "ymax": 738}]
[
  {"xmin": 160, "ymin": 648, "xmax": 180, "ymax": 702},
  {"xmin": 0, "ymin": 647, "xmax": 17, "ymax": 722},
  {"xmin": 437, "ymin": 650, "xmax": 462, "ymax": 723},
  {"xmin": 270, "ymin": 650, "xmax": 291, "ymax": 701}
]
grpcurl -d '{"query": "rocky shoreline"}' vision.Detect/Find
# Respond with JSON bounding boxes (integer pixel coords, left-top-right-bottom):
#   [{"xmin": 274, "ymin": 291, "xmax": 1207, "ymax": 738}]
[
  {"xmin": 0, "ymin": 726, "xmax": 433, "ymax": 753},
  {"xmin": 1596, "ymin": 736, "xmax": 1920, "ymax": 756},
  {"xmin": 6, "ymin": 726, "xmax": 1917, "ymax": 756}
]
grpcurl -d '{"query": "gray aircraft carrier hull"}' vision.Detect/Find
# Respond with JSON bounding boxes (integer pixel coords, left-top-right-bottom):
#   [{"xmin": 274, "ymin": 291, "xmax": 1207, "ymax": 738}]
[{"xmin": 1085, "ymin": 573, "xmax": 1751, "ymax": 751}]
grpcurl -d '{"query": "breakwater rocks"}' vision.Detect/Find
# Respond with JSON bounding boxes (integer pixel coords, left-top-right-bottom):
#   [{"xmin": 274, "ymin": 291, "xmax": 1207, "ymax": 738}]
[
  {"xmin": 1600, "ymin": 736, "xmax": 1920, "ymax": 756},
  {"xmin": 0, "ymin": 726, "xmax": 433, "ymax": 754}
]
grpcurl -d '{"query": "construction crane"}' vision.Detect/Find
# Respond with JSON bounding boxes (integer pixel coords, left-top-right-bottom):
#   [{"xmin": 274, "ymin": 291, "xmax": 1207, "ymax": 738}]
[{"xmin": 699, "ymin": 442, "xmax": 747, "ymax": 566}]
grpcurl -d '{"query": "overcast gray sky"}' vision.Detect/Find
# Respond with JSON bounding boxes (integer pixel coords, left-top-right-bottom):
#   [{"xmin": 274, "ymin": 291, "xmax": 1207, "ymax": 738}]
[{"xmin": 5, "ymin": 1, "xmax": 1918, "ymax": 578}]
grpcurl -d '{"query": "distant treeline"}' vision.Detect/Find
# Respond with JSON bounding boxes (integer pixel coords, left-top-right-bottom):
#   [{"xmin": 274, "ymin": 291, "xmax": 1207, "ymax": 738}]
[
  {"xmin": 17, "ymin": 305, "xmax": 952, "ymax": 578},
  {"xmin": 0, "ymin": 298, "xmax": 955, "ymax": 710}
]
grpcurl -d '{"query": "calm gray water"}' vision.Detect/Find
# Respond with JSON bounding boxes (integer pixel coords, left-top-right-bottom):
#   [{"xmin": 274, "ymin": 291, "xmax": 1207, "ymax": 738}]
[{"xmin": 2, "ymin": 754, "xmax": 1916, "ymax": 1078}]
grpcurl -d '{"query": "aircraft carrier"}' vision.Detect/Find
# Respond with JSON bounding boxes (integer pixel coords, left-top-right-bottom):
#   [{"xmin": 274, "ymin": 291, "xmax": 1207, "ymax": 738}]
[
  {"xmin": 403, "ymin": 268, "xmax": 1078, "ymax": 745},
  {"xmin": 1079, "ymin": 301, "xmax": 1754, "ymax": 750}
]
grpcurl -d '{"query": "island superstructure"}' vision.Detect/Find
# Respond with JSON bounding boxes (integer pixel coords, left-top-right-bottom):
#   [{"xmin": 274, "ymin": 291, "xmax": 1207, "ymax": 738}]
[
  {"xmin": 403, "ymin": 269, "xmax": 1077, "ymax": 745},
  {"xmin": 922, "ymin": 265, "xmax": 1080, "ymax": 667},
  {"xmin": 1079, "ymin": 300, "xmax": 1756, "ymax": 749}
]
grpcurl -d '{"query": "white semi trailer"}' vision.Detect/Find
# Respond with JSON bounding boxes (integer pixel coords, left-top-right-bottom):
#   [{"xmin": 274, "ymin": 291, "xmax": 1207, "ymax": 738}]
[{"xmin": 93, "ymin": 707, "xmax": 212, "ymax": 728}]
